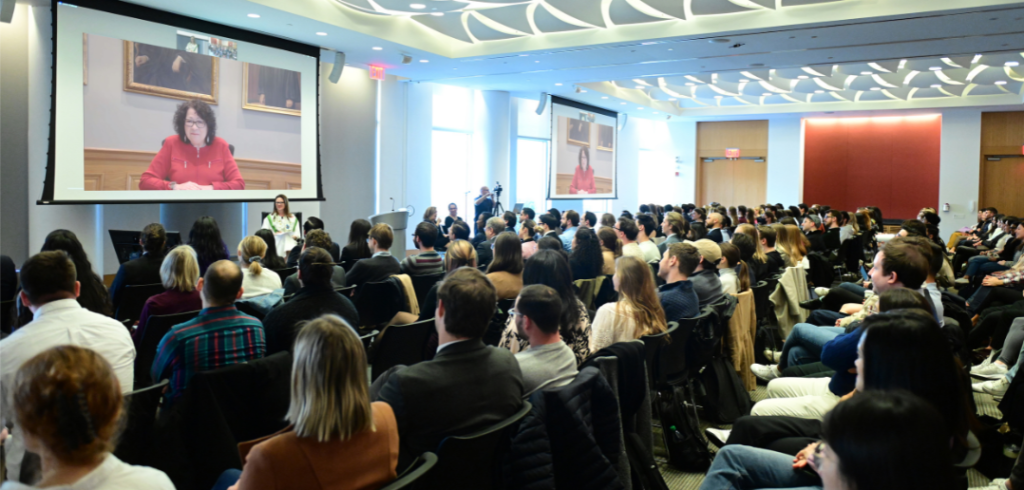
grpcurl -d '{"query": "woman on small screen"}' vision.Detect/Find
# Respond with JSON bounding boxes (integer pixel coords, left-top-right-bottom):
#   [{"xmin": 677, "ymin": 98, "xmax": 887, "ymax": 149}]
[
  {"xmin": 139, "ymin": 99, "xmax": 246, "ymax": 190},
  {"xmin": 569, "ymin": 147, "xmax": 596, "ymax": 195},
  {"xmin": 261, "ymin": 194, "xmax": 300, "ymax": 257}
]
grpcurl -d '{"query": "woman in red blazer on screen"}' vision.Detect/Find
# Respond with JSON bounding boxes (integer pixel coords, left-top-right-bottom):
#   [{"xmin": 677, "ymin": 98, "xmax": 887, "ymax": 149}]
[
  {"xmin": 140, "ymin": 99, "xmax": 246, "ymax": 190},
  {"xmin": 569, "ymin": 146, "xmax": 596, "ymax": 195}
]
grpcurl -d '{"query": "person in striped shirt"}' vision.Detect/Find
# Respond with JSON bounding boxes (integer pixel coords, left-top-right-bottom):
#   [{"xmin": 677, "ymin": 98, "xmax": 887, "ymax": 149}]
[
  {"xmin": 151, "ymin": 259, "xmax": 265, "ymax": 405},
  {"xmin": 401, "ymin": 222, "xmax": 444, "ymax": 276}
]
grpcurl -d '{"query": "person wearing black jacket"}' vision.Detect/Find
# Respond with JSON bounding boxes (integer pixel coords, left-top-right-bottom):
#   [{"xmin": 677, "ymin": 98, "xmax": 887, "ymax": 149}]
[
  {"xmin": 802, "ymin": 215, "xmax": 827, "ymax": 253},
  {"xmin": 286, "ymin": 217, "xmax": 341, "ymax": 267},
  {"xmin": 0, "ymin": 255, "xmax": 16, "ymax": 303},
  {"xmin": 263, "ymin": 247, "xmax": 358, "ymax": 355},
  {"xmin": 110, "ymin": 223, "xmax": 167, "ymax": 312},
  {"xmin": 475, "ymin": 216, "xmax": 506, "ymax": 268},
  {"xmin": 345, "ymin": 223, "xmax": 401, "ymax": 289},
  {"xmin": 823, "ymin": 210, "xmax": 843, "ymax": 252}
]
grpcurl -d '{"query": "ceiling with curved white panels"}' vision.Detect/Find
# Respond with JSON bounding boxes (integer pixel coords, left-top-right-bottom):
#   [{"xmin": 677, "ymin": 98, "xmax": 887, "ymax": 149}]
[
  {"xmin": 584, "ymin": 51, "xmax": 1024, "ymax": 114},
  {"xmin": 333, "ymin": 0, "xmax": 846, "ymax": 43}
]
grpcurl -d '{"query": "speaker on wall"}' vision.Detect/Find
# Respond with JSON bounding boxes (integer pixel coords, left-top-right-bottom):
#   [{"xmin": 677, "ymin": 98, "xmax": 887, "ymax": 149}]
[
  {"xmin": 328, "ymin": 51, "xmax": 346, "ymax": 84},
  {"xmin": 535, "ymin": 93, "xmax": 548, "ymax": 115}
]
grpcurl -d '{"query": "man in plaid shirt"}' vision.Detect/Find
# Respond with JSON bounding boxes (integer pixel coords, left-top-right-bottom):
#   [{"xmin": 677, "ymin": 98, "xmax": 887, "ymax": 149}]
[{"xmin": 152, "ymin": 260, "xmax": 265, "ymax": 405}]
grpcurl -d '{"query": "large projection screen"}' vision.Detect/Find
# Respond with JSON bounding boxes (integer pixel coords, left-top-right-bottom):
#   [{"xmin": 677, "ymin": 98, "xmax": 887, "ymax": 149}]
[
  {"xmin": 547, "ymin": 96, "xmax": 618, "ymax": 200},
  {"xmin": 44, "ymin": 0, "xmax": 322, "ymax": 204}
]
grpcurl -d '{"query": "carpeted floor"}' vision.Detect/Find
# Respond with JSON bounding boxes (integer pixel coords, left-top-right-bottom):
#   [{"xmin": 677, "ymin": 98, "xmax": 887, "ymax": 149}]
[{"xmin": 656, "ymin": 386, "xmax": 1005, "ymax": 490}]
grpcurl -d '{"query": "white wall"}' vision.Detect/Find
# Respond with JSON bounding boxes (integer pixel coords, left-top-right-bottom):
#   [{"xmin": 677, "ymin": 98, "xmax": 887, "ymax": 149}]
[
  {"xmin": 938, "ymin": 109, "xmax": 983, "ymax": 232},
  {"xmin": 767, "ymin": 116, "xmax": 803, "ymax": 205}
]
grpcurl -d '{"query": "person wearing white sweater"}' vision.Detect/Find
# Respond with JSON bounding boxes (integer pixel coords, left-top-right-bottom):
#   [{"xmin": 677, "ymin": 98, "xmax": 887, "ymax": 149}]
[
  {"xmin": 590, "ymin": 255, "xmax": 668, "ymax": 352},
  {"xmin": 237, "ymin": 236, "xmax": 282, "ymax": 299}
]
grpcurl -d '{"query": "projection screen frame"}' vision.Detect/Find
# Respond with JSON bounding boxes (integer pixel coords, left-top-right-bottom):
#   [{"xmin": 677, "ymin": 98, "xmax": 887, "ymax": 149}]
[
  {"xmin": 40, "ymin": 0, "xmax": 324, "ymax": 205},
  {"xmin": 546, "ymin": 95, "xmax": 619, "ymax": 201}
]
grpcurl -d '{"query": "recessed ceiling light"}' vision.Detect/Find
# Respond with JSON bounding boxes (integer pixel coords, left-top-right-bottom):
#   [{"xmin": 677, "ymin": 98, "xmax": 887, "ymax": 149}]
[
  {"xmin": 621, "ymin": 102, "xmax": 627, "ymax": 105},
  {"xmin": 870, "ymin": 87, "xmax": 881, "ymax": 91},
  {"xmin": 995, "ymin": 80, "xmax": 1008, "ymax": 85},
  {"xmin": 247, "ymin": 13, "xmax": 260, "ymax": 18},
  {"xmin": 668, "ymin": 98, "xmax": 677, "ymax": 101},
  {"xmin": 668, "ymin": 48, "xmax": 673, "ymax": 51},
  {"xmin": 580, "ymin": 90, "xmax": 587, "ymax": 93},
  {"xmin": 635, "ymin": 85, "xmax": 645, "ymax": 89},
  {"xmin": 316, "ymin": 32, "xmax": 327, "ymax": 36},
  {"xmin": 641, "ymin": 42, "xmax": 656, "ymax": 45},
  {"xmin": 1006, "ymin": 61, "xmax": 1020, "ymax": 67},
  {"xmin": 797, "ymin": 75, "xmax": 808, "ymax": 79},
  {"xmin": 555, "ymin": 83, "xmax": 562, "ymax": 86},
  {"xmin": 419, "ymin": 59, "xmax": 429, "ymax": 63},
  {"xmin": 410, "ymin": 3, "xmax": 426, "ymax": 9},
  {"xmin": 685, "ymin": 83, "xmax": 695, "ymax": 86},
  {"xmin": 815, "ymin": 90, "xmax": 824, "ymax": 93},
  {"xmin": 929, "ymin": 66, "xmax": 942, "ymax": 71},
  {"xmin": 431, "ymin": 12, "xmax": 444, "ymax": 16},
  {"xmin": 372, "ymin": 47, "xmax": 383, "ymax": 50},
  {"xmin": 714, "ymin": 95, "xmax": 723, "ymax": 98},
  {"xmin": 601, "ymin": 96, "xmax": 608, "ymax": 99},
  {"xmin": 860, "ymin": 71, "xmax": 872, "ymax": 75},
  {"xmin": 535, "ymin": 60, "xmax": 539, "ymax": 63},
  {"xmin": 931, "ymin": 84, "xmax": 941, "ymax": 88},
  {"xmin": 637, "ymin": 107, "xmax": 644, "ymax": 110},
  {"xmin": 738, "ymin": 79, "xmax": 749, "ymax": 82},
  {"xmin": 519, "ymin": 54, "xmax": 529, "ymax": 57},
  {"xmin": 762, "ymin": 93, "xmax": 771, "ymax": 96}
]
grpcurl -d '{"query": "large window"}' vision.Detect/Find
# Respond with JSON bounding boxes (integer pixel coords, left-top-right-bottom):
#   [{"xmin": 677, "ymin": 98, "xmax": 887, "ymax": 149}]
[
  {"xmin": 516, "ymin": 137, "xmax": 549, "ymax": 213},
  {"xmin": 638, "ymin": 149, "xmax": 676, "ymax": 205},
  {"xmin": 432, "ymin": 86, "xmax": 474, "ymax": 219}
]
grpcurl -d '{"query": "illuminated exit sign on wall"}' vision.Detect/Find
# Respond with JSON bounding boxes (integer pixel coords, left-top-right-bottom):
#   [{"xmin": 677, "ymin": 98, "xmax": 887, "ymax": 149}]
[
  {"xmin": 369, "ymin": 65, "xmax": 385, "ymax": 81},
  {"xmin": 725, "ymin": 148, "xmax": 740, "ymax": 158}
]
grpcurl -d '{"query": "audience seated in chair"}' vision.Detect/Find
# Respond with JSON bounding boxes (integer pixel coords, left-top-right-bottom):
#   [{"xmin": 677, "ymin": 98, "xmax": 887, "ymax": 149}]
[
  {"xmin": 615, "ymin": 217, "xmax": 645, "ymax": 261},
  {"xmin": 213, "ymin": 315, "xmax": 398, "ymax": 490},
  {"xmin": 718, "ymin": 242, "xmax": 752, "ymax": 297},
  {"xmin": 519, "ymin": 219, "xmax": 539, "ymax": 260},
  {"xmin": 475, "ymin": 216, "xmax": 505, "ymax": 268},
  {"xmin": 512, "ymin": 285, "xmax": 579, "ymax": 396},
  {"xmin": 705, "ymin": 311, "xmax": 970, "ymax": 490},
  {"xmin": 237, "ymin": 236, "xmax": 283, "ymax": 299},
  {"xmin": 346, "ymin": 223, "xmax": 401, "ymax": 290},
  {"xmin": 597, "ymin": 227, "xmax": 622, "ymax": 276},
  {"xmin": 569, "ymin": 227, "xmax": 604, "ymax": 281},
  {"xmin": 537, "ymin": 213, "xmax": 560, "ymax": 239},
  {"xmin": 635, "ymin": 214, "xmax": 662, "ymax": 263},
  {"xmin": 657, "ymin": 242, "xmax": 702, "ymax": 322},
  {"xmin": 264, "ymin": 247, "xmax": 359, "ymax": 355},
  {"xmin": 253, "ymin": 229, "xmax": 289, "ymax": 271},
  {"xmin": 486, "ymin": 233, "xmax": 524, "ymax": 300},
  {"xmin": 757, "ymin": 225, "xmax": 786, "ymax": 278},
  {"xmin": 401, "ymin": 222, "xmax": 444, "ymax": 276},
  {"xmin": 110, "ymin": 223, "xmax": 167, "ymax": 314},
  {"xmin": 372, "ymin": 267, "xmax": 524, "ymax": 469},
  {"xmin": 558, "ymin": 210, "xmax": 580, "ymax": 252},
  {"xmin": 705, "ymin": 213, "xmax": 726, "ymax": 244},
  {"xmin": 286, "ymin": 217, "xmax": 342, "ymax": 267},
  {"xmin": 657, "ymin": 211, "xmax": 687, "ymax": 255},
  {"xmin": 750, "ymin": 241, "xmax": 931, "ymax": 419},
  {"xmin": 151, "ymin": 260, "xmax": 265, "ymax": 406},
  {"xmin": 590, "ymin": 255, "xmax": 668, "ymax": 352},
  {"xmin": 7, "ymin": 345, "xmax": 173, "ymax": 489},
  {"xmin": 135, "ymin": 245, "xmax": 203, "ymax": 346},
  {"xmin": 340, "ymin": 219, "xmax": 373, "ymax": 263},
  {"xmin": 189, "ymin": 216, "xmax": 231, "ymax": 276},
  {"xmin": 498, "ymin": 250, "xmax": 592, "ymax": 365},
  {"xmin": 1, "ymin": 251, "xmax": 135, "ymax": 482},
  {"xmin": 283, "ymin": 230, "xmax": 346, "ymax": 296},
  {"xmin": 37, "ymin": 230, "xmax": 113, "ymax": 318},
  {"xmin": 689, "ymin": 239, "xmax": 726, "ymax": 308}
]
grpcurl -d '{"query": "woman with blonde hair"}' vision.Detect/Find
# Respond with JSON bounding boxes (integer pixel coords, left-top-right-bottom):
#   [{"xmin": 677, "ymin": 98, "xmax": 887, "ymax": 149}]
[
  {"xmin": 219, "ymin": 315, "xmax": 398, "ymax": 490},
  {"xmin": 12, "ymin": 345, "xmax": 174, "ymax": 489},
  {"xmin": 412, "ymin": 239, "xmax": 477, "ymax": 322},
  {"xmin": 135, "ymin": 245, "xmax": 204, "ymax": 344},
  {"xmin": 487, "ymin": 233, "xmax": 524, "ymax": 299},
  {"xmin": 781, "ymin": 223, "xmax": 810, "ymax": 268},
  {"xmin": 238, "ymin": 235, "xmax": 282, "ymax": 299},
  {"xmin": 597, "ymin": 227, "xmax": 622, "ymax": 276},
  {"xmin": 590, "ymin": 255, "xmax": 668, "ymax": 352},
  {"xmin": 261, "ymin": 194, "xmax": 300, "ymax": 258},
  {"xmin": 772, "ymin": 223, "xmax": 791, "ymax": 266}
]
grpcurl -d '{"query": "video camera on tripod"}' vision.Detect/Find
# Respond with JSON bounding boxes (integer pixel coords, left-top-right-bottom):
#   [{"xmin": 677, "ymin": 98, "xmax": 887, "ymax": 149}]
[{"xmin": 492, "ymin": 181, "xmax": 504, "ymax": 214}]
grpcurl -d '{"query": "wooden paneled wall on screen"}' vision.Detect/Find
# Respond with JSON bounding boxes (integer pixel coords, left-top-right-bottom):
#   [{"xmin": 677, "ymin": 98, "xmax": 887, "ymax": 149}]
[
  {"xmin": 803, "ymin": 115, "xmax": 941, "ymax": 220},
  {"xmin": 980, "ymin": 112, "xmax": 1024, "ymax": 218},
  {"xmin": 696, "ymin": 121, "xmax": 768, "ymax": 207}
]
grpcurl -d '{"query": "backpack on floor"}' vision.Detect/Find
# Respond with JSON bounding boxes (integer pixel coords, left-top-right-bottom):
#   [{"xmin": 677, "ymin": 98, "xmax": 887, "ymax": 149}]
[
  {"xmin": 696, "ymin": 356, "xmax": 753, "ymax": 424},
  {"xmin": 654, "ymin": 383, "xmax": 711, "ymax": 472}
]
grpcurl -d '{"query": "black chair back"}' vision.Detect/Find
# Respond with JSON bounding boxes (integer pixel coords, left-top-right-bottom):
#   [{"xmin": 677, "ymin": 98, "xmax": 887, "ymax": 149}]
[
  {"xmin": 1, "ymin": 298, "xmax": 15, "ymax": 335},
  {"xmin": 339, "ymin": 258, "xmax": 362, "ymax": 273},
  {"xmin": 354, "ymin": 279, "xmax": 406, "ymax": 328},
  {"xmin": 234, "ymin": 301, "xmax": 267, "ymax": 321},
  {"xmin": 640, "ymin": 321, "xmax": 678, "ymax": 389},
  {"xmin": 114, "ymin": 379, "xmax": 169, "ymax": 466},
  {"xmin": 115, "ymin": 283, "xmax": 166, "ymax": 327},
  {"xmin": 135, "ymin": 309, "xmax": 201, "ymax": 389},
  {"xmin": 370, "ymin": 318, "xmax": 436, "ymax": 381},
  {"xmin": 270, "ymin": 267, "xmax": 298, "ymax": 283},
  {"xmin": 415, "ymin": 402, "xmax": 532, "ymax": 490},
  {"xmin": 686, "ymin": 307, "xmax": 725, "ymax": 372},
  {"xmin": 751, "ymin": 280, "xmax": 770, "ymax": 325},
  {"xmin": 593, "ymin": 274, "xmax": 618, "ymax": 311},
  {"xmin": 334, "ymin": 285, "xmax": 357, "ymax": 297},
  {"xmin": 380, "ymin": 453, "xmax": 438, "ymax": 490},
  {"xmin": 410, "ymin": 272, "xmax": 445, "ymax": 307}
]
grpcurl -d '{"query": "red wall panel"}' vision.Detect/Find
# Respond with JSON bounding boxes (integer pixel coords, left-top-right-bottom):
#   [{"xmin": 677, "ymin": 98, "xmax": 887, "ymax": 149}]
[{"xmin": 803, "ymin": 116, "xmax": 941, "ymax": 220}]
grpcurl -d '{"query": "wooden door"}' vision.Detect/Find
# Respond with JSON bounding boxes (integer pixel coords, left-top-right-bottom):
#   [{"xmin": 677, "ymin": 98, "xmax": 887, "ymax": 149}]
[
  {"xmin": 981, "ymin": 157, "xmax": 1024, "ymax": 217},
  {"xmin": 696, "ymin": 120, "xmax": 768, "ymax": 206}
]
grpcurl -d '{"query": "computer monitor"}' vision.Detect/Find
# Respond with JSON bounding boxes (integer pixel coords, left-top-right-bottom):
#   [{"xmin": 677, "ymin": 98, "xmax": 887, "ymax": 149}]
[
  {"xmin": 513, "ymin": 203, "xmax": 524, "ymax": 214},
  {"xmin": 109, "ymin": 229, "xmax": 182, "ymax": 264}
]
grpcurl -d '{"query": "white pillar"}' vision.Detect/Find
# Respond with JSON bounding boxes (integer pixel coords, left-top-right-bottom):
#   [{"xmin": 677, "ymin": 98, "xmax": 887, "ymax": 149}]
[{"xmin": 473, "ymin": 90, "xmax": 511, "ymax": 214}]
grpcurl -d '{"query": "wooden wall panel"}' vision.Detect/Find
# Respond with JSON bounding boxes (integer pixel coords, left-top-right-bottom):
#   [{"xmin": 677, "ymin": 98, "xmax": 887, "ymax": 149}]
[
  {"xmin": 696, "ymin": 120, "xmax": 768, "ymax": 206},
  {"xmin": 83, "ymin": 148, "xmax": 301, "ymax": 191},
  {"xmin": 803, "ymin": 116, "xmax": 941, "ymax": 219},
  {"xmin": 980, "ymin": 112, "xmax": 1024, "ymax": 216}
]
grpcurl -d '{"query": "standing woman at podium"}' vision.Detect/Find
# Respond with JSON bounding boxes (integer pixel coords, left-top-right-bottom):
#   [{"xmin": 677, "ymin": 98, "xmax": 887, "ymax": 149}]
[{"xmin": 262, "ymin": 194, "xmax": 300, "ymax": 258}]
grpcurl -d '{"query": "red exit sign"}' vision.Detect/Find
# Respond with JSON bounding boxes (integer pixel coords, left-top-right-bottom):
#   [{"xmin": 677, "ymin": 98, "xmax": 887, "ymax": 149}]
[
  {"xmin": 369, "ymin": 65, "xmax": 385, "ymax": 80},
  {"xmin": 725, "ymin": 148, "xmax": 740, "ymax": 158}
]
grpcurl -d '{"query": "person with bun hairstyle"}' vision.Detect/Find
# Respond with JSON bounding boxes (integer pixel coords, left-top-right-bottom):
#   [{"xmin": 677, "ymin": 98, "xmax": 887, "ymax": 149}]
[
  {"xmin": 237, "ymin": 236, "xmax": 283, "ymax": 299},
  {"xmin": 7, "ymin": 345, "xmax": 174, "ymax": 489}
]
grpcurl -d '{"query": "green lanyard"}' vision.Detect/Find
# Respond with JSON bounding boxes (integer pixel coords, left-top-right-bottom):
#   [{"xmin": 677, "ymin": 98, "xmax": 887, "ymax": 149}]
[{"xmin": 268, "ymin": 214, "xmax": 293, "ymax": 233}]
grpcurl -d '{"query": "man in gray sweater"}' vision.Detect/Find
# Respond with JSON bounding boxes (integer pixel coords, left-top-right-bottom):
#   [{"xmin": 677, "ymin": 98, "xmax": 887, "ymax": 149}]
[{"xmin": 513, "ymin": 284, "xmax": 578, "ymax": 395}]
